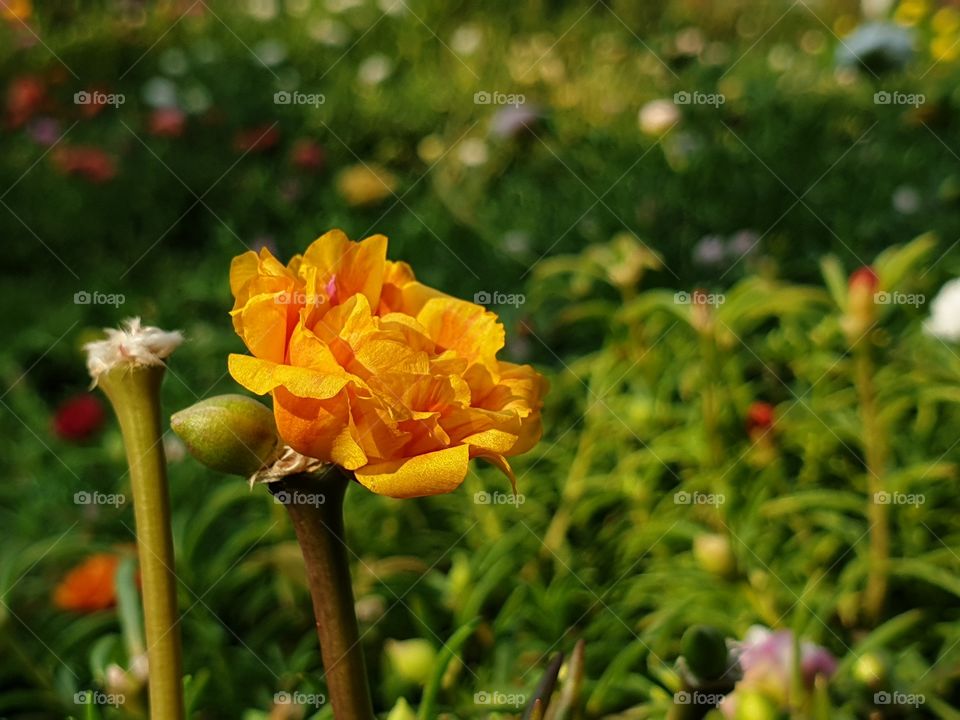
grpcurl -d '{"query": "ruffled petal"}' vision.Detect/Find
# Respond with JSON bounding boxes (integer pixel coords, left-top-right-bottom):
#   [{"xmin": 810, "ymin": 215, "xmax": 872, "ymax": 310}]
[{"xmin": 354, "ymin": 445, "xmax": 470, "ymax": 498}]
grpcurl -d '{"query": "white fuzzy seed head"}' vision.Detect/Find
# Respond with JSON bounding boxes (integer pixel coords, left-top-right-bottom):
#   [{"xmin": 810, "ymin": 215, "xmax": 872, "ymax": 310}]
[{"xmin": 84, "ymin": 317, "xmax": 183, "ymax": 384}]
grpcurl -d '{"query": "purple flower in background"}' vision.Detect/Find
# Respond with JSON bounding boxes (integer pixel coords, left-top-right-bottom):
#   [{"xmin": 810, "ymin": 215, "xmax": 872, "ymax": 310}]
[
  {"xmin": 694, "ymin": 235, "xmax": 726, "ymax": 266},
  {"xmin": 27, "ymin": 116, "xmax": 60, "ymax": 146},
  {"xmin": 727, "ymin": 229, "xmax": 759, "ymax": 258},
  {"xmin": 720, "ymin": 626, "xmax": 837, "ymax": 718},
  {"xmin": 490, "ymin": 104, "xmax": 542, "ymax": 139}
]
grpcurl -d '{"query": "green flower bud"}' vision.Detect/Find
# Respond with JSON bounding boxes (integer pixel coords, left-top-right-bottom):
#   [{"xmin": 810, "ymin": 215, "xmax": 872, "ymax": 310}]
[
  {"xmin": 385, "ymin": 638, "xmax": 436, "ymax": 686},
  {"xmin": 682, "ymin": 625, "xmax": 729, "ymax": 681},
  {"xmin": 852, "ymin": 651, "xmax": 887, "ymax": 688},
  {"xmin": 386, "ymin": 697, "xmax": 417, "ymax": 720},
  {"xmin": 170, "ymin": 394, "xmax": 280, "ymax": 476},
  {"xmin": 693, "ymin": 533, "xmax": 736, "ymax": 578}
]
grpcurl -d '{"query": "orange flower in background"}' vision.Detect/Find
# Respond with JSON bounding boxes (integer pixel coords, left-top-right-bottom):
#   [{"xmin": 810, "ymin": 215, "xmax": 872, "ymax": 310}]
[
  {"xmin": 54, "ymin": 553, "xmax": 120, "ymax": 612},
  {"xmin": 229, "ymin": 230, "xmax": 547, "ymax": 498},
  {"xmin": 1, "ymin": 0, "xmax": 31, "ymax": 21}
]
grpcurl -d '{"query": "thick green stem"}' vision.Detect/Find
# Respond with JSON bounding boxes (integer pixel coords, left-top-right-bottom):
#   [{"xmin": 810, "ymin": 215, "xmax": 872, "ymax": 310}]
[
  {"xmin": 854, "ymin": 347, "xmax": 890, "ymax": 625},
  {"xmin": 99, "ymin": 366, "xmax": 184, "ymax": 720},
  {"xmin": 272, "ymin": 470, "xmax": 375, "ymax": 720}
]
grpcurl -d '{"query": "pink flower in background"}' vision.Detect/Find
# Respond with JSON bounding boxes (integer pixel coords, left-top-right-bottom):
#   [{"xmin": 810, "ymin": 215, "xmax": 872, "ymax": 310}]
[
  {"xmin": 720, "ymin": 626, "xmax": 837, "ymax": 717},
  {"xmin": 27, "ymin": 116, "xmax": 60, "ymax": 146},
  {"xmin": 148, "ymin": 108, "xmax": 186, "ymax": 138},
  {"xmin": 52, "ymin": 146, "xmax": 118, "ymax": 183},
  {"xmin": 77, "ymin": 86, "xmax": 112, "ymax": 119}
]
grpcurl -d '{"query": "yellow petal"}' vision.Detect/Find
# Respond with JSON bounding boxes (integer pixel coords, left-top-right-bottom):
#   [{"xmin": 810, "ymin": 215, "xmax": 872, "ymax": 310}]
[
  {"xmin": 416, "ymin": 297, "xmax": 504, "ymax": 369},
  {"xmin": 301, "ymin": 229, "xmax": 388, "ymax": 310},
  {"xmin": 228, "ymin": 354, "xmax": 352, "ymax": 399},
  {"xmin": 354, "ymin": 445, "xmax": 469, "ymax": 498},
  {"xmin": 273, "ymin": 387, "xmax": 367, "ymax": 469}
]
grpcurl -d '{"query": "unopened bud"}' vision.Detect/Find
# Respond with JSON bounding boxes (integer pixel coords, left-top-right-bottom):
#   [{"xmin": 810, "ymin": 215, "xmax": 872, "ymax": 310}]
[
  {"xmin": 170, "ymin": 394, "xmax": 280, "ymax": 476},
  {"xmin": 843, "ymin": 266, "xmax": 880, "ymax": 343},
  {"xmin": 386, "ymin": 697, "xmax": 417, "ymax": 720},
  {"xmin": 693, "ymin": 533, "xmax": 737, "ymax": 578},
  {"xmin": 385, "ymin": 638, "xmax": 436, "ymax": 686},
  {"xmin": 682, "ymin": 625, "xmax": 730, "ymax": 681}
]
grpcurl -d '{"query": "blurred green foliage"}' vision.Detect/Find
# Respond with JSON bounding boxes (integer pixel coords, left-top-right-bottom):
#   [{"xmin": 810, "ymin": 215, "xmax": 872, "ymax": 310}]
[{"xmin": 2, "ymin": 0, "xmax": 960, "ymax": 718}]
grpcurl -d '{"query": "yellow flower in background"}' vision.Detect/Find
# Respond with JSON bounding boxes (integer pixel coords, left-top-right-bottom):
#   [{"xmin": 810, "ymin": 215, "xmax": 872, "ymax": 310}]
[
  {"xmin": 894, "ymin": 0, "xmax": 929, "ymax": 26},
  {"xmin": 931, "ymin": 8, "xmax": 960, "ymax": 61},
  {"xmin": 1, "ymin": 0, "xmax": 31, "ymax": 20},
  {"xmin": 336, "ymin": 164, "xmax": 398, "ymax": 206},
  {"xmin": 228, "ymin": 230, "xmax": 547, "ymax": 498}
]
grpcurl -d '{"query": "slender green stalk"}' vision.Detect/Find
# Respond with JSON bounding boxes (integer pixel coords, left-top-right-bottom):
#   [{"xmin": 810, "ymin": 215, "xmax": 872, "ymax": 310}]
[
  {"xmin": 854, "ymin": 346, "xmax": 890, "ymax": 625},
  {"xmin": 99, "ymin": 366, "xmax": 184, "ymax": 720},
  {"xmin": 272, "ymin": 470, "xmax": 375, "ymax": 720}
]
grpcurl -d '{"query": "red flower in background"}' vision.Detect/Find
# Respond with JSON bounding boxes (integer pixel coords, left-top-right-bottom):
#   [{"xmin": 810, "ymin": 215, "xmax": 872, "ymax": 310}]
[
  {"xmin": 6, "ymin": 75, "xmax": 45, "ymax": 128},
  {"xmin": 233, "ymin": 124, "xmax": 279, "ymax": 153},
  {"xmin": 849, "ymin": 265, "xmax": 879, "ymax": 293},
  {"xmin": 53, "ymin": 394, "xmax": 105, "ymax": 441},
  {"xmin": 51, "ymin": 146, "xmax": 117, "ymax": 183},
  {"xmin": 291, "ymin": 138, "xmax": 325, "ymax": 171},
  {"xmin": 746, "ymin": 401, "xmax": 775, "ymax": 440},
  {"xmin": 77, "ymin": 86, "xmax": 112, "ymax": 119},
  {"xmin": 148, "ymin": 108, "xmax": 186, "ymax": 138},
  {"xmin": 54, "ymin": 553, "xmax": 120, "ymax": 612}
]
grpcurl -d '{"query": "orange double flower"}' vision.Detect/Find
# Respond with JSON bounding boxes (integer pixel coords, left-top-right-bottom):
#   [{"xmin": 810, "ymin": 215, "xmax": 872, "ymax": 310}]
[{"xmin": 229, "ymin": 230, "xmax": 547, "ymax": 498}]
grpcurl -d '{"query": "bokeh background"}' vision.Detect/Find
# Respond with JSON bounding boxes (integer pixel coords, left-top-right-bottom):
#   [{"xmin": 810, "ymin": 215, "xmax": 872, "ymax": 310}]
[{"xmin": 2, "ymin": 0, "xmax": 960, "ymax": 718}]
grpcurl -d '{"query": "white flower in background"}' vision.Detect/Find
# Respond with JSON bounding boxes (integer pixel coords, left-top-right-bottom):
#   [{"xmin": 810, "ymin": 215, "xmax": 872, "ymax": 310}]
[
  {"xmin": 309, "ymin": 19, "xmax": 349, "ymax": 46},
  {"xmin": 451, "ymin": 23, "xmax": 483, "ymax": 55},
  {"xmin": 326, "ymin": 0, "xmax": 364, "ymax": 13},
  {"xmin": 253, "ymin": 39, "xmax": 287, "ymax": 67},
  {"xmin": 246, "ymin": 0, "xmax": 278, "ymax": 21},
  {"xmin": 377, "ymin": 0, "xmax": 406, "ymax": 16},
  {"xmin": 892, "ymin": 185, "xmax": 921, "ymax": 214},
  {"xmin": 142, "ymin": 77, "xmax": 178, "ymax": 109},
  {"xmin": 638, "ymin": 99, "xmax": 680, "ymax": 136},
  {"xmin": 358, "ymin": 54, "xmax": 393, "ymax": 85},
  {"xmin": 458, "ymin": 138, "xmax": 488, "ymax": 167},
  {"xmin": 925, "ymin": 279, "xmax": 960, "ymax": 342}
]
